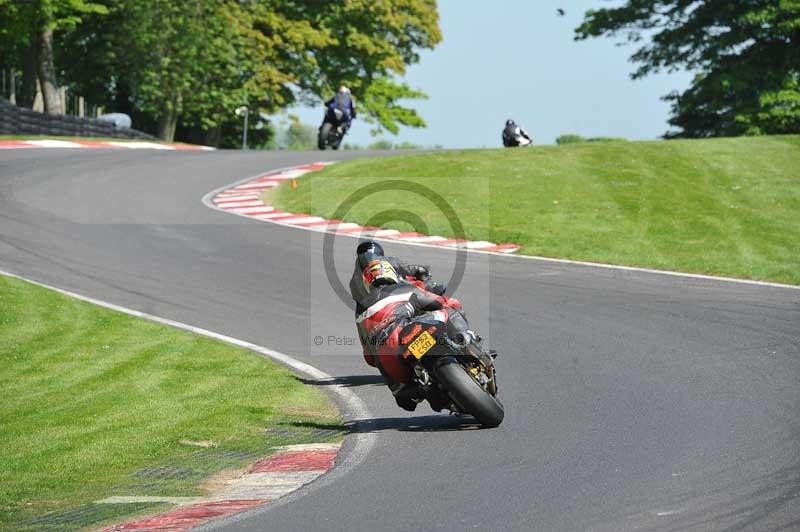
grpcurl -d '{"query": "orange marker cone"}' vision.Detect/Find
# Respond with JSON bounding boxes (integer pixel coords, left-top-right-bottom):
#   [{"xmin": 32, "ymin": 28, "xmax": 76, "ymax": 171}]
[{"xmin": 291, "ymin": 178, "xmax": 298, "ymax": 189}]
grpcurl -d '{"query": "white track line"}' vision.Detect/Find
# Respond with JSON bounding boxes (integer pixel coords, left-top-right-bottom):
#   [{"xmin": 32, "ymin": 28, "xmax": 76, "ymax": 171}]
[
  {"xmin": 1, "ymin": 139, "xmax": 215, "ymax": 150},
  {"xmin": 229, "ymin": 206, "xmax": 275, "ymax": 215},
  {"xmin": 25, "ymin": 139, "xmax": 84, "ymax": 148},
  {"xmin": 214, "ymin": 200, "xmax": 265, "ymax": 208}
]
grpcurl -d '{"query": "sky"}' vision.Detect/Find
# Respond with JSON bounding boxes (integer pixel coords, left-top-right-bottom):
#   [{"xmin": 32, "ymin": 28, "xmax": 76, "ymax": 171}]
[{"xmin": 289, "ymin": 0, "xmax": 696, "ymax": 148}]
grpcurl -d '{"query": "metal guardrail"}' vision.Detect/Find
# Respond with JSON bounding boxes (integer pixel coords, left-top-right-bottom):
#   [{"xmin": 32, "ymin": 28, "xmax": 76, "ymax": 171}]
[{"xmin": 0, "ymin": 99, "xmax": 155, "ymax": 139}]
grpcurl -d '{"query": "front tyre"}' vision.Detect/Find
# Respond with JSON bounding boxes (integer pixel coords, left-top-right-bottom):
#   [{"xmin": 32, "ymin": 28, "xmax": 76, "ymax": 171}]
[
  {"xmin": 436, "ymin": 358, "xmax": 504, "ymax": 428},
  {"xmin": 318, "ymin": 122, "xmax": 333, "ymax": 150}
]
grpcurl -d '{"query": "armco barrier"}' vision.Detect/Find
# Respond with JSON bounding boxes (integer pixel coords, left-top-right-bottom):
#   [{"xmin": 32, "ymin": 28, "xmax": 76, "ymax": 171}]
[{"xmin": 0, "ymin": 99, "xmax": 154, "ymax": 140}]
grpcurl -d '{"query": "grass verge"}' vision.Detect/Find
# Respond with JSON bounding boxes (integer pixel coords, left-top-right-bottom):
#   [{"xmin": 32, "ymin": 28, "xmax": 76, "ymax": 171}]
[
  {"xmin": 272, "ymin": 135, "xmax": 800, "ymax": 285},
  {"xmin": 0, "ymin": 275, "xmax": 342, "ymax": 530}
]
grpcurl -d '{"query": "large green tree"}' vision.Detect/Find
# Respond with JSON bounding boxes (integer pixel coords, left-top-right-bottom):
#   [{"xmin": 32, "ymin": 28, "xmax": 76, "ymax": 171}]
[
  {"xmin": 57, "ymin": 0, "xmax": 334, "ymax": 141},
  {"xmin": 0, "ymin": 0, "xmax": 107, "ymax": 113},
  {"xmin": 8, "ymin": 0, "xmax": 441, "ymax": 143},
  {"xmin": 576, "ymin": 0, "xmax": 800, "ymax": 137},
  {"xmin": 300, "ymin": 0, "xmax": 442, "ymax": 134}
]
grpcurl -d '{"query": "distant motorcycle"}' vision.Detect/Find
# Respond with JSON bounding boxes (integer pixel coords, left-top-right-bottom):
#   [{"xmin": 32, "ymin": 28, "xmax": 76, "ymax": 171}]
[
  {"xmin": 502, "ymin": 120, "xmax": 532, "ymax": 148},
  {"xmin": 318, "ymin": 108, "xmax": 348, "ymax": 150}
]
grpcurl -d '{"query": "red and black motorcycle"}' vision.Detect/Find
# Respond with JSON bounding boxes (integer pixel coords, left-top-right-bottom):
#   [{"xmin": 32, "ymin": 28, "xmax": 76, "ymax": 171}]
[{"xmin": 399, "ymin": 319, "xmax": 504, "ymax": 427}]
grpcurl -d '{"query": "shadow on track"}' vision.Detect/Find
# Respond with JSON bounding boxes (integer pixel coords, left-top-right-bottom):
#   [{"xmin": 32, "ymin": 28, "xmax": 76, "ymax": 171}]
[
  {"xmin": 283, "ymin": 415, "xmax": 482, "ymax": 434},
  {"xmin": 296, "ymin": 374, "xmax": 387, "ymax": 387},
  {"xmin": 296, "ymin": 375, "xmax": 488, "ymax": 431},
  {"xmin": 283, "ymin": 414, "xmax": 481, "ymax": 435},
  {"xmin": 347, "ymin": 415, "xmax": 483, "ymax": 433}
]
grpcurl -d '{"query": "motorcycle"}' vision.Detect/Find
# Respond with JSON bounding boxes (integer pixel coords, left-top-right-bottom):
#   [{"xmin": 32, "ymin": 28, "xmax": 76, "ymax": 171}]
[
  {"xmin": 397, "ymin": 315, "xmax": 504, "ymax": 428},
  {"xmin": 502, "ymin": 134, "xmax": 532, "ymax": 148},
  {"xmin": 318, "ymin": 107, "xmax": 348, "ymax": 150}
]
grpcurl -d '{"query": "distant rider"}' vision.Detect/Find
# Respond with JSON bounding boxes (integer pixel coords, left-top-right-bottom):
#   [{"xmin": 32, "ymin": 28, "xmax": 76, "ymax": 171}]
[
  {"xmin": 502, "ymin": 119, "xmax": 532, "ymax": 147},
  {"xmin": 325, "ymin": 86, "xmax": 357, "ymax": 132},
  {"xmin": 349, "ymin": 241, "xmax": 478, "ymax": 411}
]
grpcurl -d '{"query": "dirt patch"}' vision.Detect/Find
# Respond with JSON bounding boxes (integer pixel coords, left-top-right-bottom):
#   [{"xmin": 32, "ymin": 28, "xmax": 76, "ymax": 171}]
[{"xmin": 198, "ymin": 465, "xmax": 251, "ymax": 495}]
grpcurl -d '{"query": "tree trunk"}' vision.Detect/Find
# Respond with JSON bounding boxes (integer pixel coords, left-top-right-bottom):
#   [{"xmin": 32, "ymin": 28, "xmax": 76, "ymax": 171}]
[
  {"xmin": 37, "ymin": 27, "xmax": 64, "ymax": 115},
  {"xmin": 157, "ymin": 107, "xmax": 178, "ymax": 141},
  {"xmin": 21, "ymin": 40, "xmax": 38, "ymax": 108}
]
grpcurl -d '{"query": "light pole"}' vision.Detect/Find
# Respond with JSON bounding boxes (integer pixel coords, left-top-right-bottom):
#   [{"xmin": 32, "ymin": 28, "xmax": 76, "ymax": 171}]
[{"xmin": 235, "ymin": 105, "xmax": 249, "ymax": 150}]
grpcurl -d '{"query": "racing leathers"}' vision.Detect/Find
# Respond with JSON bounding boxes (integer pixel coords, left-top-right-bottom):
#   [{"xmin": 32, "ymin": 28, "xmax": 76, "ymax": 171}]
[
  {"xmin": 325, "ymin": 92, "xmax": 356, "ymax": 130},
  {"xmin": 349, "ymin": 259, "xmax": 470, "ymax": 397},
  {"xmin": 502, "ymin": 123, "xmax": 532, "ymax": 147}
]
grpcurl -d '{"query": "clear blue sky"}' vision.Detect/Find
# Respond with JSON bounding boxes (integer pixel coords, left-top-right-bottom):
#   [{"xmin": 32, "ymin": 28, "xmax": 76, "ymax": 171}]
[{"xmin": 289, "ymin": 0, "xmax": 695, "ymax": 148}]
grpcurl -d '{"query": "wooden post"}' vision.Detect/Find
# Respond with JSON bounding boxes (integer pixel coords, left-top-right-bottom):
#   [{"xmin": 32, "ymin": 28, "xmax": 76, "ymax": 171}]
[{"xmin": 78, "ymin": 96, "xmax": 85, "ymax": 117}]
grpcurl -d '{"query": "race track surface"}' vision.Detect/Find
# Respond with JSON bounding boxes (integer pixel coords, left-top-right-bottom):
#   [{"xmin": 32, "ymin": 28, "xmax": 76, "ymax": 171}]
[{"xmin": 1, "ymin": 149, "xmax": 798, "ymax": 532}]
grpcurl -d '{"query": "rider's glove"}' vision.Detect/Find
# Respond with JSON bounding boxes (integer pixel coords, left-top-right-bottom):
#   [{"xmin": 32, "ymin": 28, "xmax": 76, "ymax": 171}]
[
  {"xmin": 425, "ymin": 280, "xmax": 446, "ymax": 296},
  {"xmin": 412, "ymin": 265, "xmax": 430, "ymax": 280}
]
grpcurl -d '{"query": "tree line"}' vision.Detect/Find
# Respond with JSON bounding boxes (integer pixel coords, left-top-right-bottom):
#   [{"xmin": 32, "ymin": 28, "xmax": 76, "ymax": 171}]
[
  {"xmin": 0, "ymin": 0, "xmax": 441, "ymax": 146},
  {"xmin": 2, "ymin": 1, "xmax": 797, "ymax": 145},
  {"xmin": 576, "ymin": 0, "xmax": 800, "ymax": 138}
]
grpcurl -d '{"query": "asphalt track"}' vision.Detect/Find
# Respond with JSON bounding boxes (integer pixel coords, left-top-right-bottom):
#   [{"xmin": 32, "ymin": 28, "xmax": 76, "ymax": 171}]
[{"xmin": 1, "ymin": 149, "xmax": 798, "ymax": 532}]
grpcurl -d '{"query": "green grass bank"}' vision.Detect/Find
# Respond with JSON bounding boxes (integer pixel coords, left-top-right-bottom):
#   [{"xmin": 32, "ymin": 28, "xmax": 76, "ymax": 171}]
[
  {"xmin": 0, "ymin": 275, "xmax": 341, "ymax": 530},
  {"xmin": 273, "ymin": 135, "xmax": 800, "ymax": 285}
]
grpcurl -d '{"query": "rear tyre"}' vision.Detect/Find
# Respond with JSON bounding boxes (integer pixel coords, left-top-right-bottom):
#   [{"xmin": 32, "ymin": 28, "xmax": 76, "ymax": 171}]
[
  {"xmin": 436, "ymin": 358, "xmax": 504, "ymax": 428},
  {"xmin": 318, "ymin": 123, "xmax": 333, "ymax": 150}
]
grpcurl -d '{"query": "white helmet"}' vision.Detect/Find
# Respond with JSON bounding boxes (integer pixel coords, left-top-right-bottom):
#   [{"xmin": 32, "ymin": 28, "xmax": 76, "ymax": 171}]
[{"xmin": 338, "ymin": 86, "xmax": 351, "ymax": 94}]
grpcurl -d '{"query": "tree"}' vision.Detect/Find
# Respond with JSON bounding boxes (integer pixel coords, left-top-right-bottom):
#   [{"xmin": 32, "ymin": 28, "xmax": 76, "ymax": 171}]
[
  {"xmin": 285, "ymin": 116, "xmax": 317, "ymax": 150},
  {"xmin": 368, "ymin": 139, "xmax": 395, "ymax": 150},
  {"xmin": 95, "ymin": 0, "xmax": 334, "ymax": 141},
  {"xmin": 277, "ymin": 0, "xmax": 442, "ymax": 135},
  {"xmin": 6, "ymin": 0, "xmax": 442, "ymax": 143},
  {"xmin": 122, "ymin": 0, "xmax": 229, "ymax": 140},
  {"xmin": 576, "ymin": 1, "xmax": 800, "ymax": 137},
  {"xmin": 0, "ymin": 0, "xmax": 107, "ymax": 113}
]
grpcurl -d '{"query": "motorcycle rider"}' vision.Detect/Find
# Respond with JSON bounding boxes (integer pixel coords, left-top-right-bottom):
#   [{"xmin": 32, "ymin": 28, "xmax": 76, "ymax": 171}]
[
  {"xmin": 349, "ymin": 241, "xmax": 478, "ymax": 411},
  {"xmin": 324, "ymin": 86, "xmax": 357, "ymax": 133},
  {"xmin": 502, "ymin": 119, "xmax": 532, "ymax": 147}
]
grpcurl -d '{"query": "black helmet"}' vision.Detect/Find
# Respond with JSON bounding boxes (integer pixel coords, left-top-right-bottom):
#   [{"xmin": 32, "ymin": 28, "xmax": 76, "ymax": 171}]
[
  {"xmin": 356, "ymin": 240, "xmax": 384, "ymax": 257},
  {"xmin": 506, "ymin": 119, "xmax": 516, "ymax": 127}
]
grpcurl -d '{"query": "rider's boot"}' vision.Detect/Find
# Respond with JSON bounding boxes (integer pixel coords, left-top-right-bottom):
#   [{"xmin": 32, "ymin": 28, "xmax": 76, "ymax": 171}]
[{"xmin": 389, "ymin": 382, "xmax": 423, "ymax": 412}]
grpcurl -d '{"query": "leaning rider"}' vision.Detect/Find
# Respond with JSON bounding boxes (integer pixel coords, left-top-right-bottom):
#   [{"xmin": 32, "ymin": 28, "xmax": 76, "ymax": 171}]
[
  {"xmin": 348, "ymin": 241, "xmax": 477, "ymax": 411},
  {"xmin": 325, "ymin": 86, "xmax": 357, "ymax": 131},
  {"xmin": 502, "ymin": 119, "xmax": 532, "ymax": 147}
]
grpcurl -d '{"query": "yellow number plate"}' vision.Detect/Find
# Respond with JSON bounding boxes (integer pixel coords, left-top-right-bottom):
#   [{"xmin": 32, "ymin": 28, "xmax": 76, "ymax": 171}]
[{"xmin": 408, "ymin": 331, "xmax": 436, "ymax": 359}]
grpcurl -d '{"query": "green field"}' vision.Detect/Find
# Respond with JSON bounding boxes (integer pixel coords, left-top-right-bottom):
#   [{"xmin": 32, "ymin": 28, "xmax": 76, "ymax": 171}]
[
  {"xmin": 0, "ymin": 275, "xmax": 341, "ymax": 530},
  {"xmin": 273, "ymin": 136, "xmax": 800, "ymax": 285}
]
